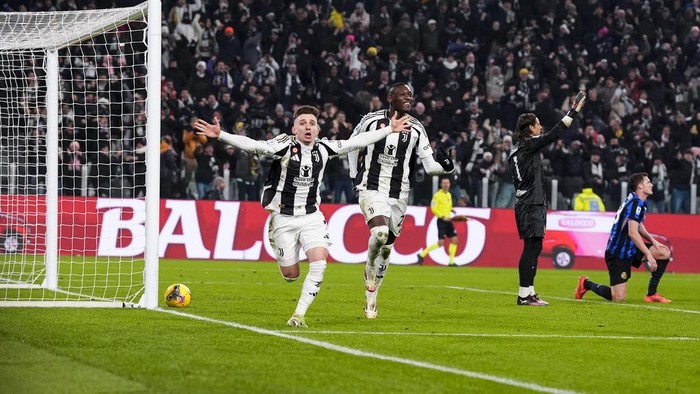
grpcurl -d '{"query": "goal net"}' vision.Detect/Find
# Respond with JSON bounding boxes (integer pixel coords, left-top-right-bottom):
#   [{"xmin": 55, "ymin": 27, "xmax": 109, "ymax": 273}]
[{"xmin": 0, "ymin": 1, "xmax": 160, "ymax": 307}]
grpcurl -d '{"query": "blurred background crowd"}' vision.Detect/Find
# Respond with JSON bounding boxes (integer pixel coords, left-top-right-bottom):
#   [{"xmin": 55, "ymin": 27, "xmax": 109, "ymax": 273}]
[{"xmin": 3, "ymin": 0, "xmax": 700, "ymax": 213}]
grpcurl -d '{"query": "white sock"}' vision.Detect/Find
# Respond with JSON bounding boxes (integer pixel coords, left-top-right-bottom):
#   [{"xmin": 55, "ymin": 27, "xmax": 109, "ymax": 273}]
[
  {"xmin": 294, "ymin": 260, "xmax": 326, "ymax": 317},
  {"xmin": 366, "ymin": 225, "xmax": 389, "ymax": 269},
  {"xmin": 374, "ymin": 245, "xmax": 391, "ymax": 291},
  {"xmin": 528, "ymin": 286, "xmax": 535, "ymax": 295},
  {"xmin": 518, "ymin": 287, "xmax": 530, "ymax": 298}
]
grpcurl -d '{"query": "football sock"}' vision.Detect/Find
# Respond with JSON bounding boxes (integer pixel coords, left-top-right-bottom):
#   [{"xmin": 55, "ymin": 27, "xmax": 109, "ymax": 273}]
[
  {"xmin": 367, "ymin": 225, "xmax": 389, "ymax": 268},
  {"xmin": 374, "ymin": 245, "xmax": 391, "ymax": 291},
  {"xmin": 519, "ymin": 238, "xmax": 542, "ymax": 287},
  {"xmin": 420, "ymin": 243, "xmax": 439, "ymax": 258},
  {"xmin": 528, "ymin": 286, "xmax": 535, "ymax": 295},
  {"xmin": 648, "ymin": 258, "xmax": 670, "ymax": 296},
  {"xmin": 518, "ymin": 287, "xmax": 530, "ymax": 298},
  {"xmin": 586, "ymin": 279, "xmax": 612, "ymax": 301},
  {"xmin": 294, "ymin": 260, "xmax": 326, "ymax": 317},
  {"xmin": 448, "ymin": 243, "xmax": 457, "ymax": 264}
]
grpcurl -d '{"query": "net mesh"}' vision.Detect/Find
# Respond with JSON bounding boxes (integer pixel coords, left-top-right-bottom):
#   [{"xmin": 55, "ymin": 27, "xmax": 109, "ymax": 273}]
[{"xmin": 0, "ymin": 3, "xmax": 150, "ymax": 305}]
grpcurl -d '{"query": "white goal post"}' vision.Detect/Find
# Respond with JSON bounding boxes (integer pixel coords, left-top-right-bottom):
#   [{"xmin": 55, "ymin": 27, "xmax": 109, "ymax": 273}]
[{"xmin": 0, "ymin": 1, "xmax": 160, "ymax": 308}]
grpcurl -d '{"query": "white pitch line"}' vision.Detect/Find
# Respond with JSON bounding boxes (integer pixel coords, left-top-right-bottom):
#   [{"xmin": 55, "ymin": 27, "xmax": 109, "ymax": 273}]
[
  {"xmin": 442, "ymin": 286, "xmax": 700, "ymax": 315},
  {"xmin": 277, "ymin": 331, "xmax": 699, "ymax": 341},
  {"xmin": 157, "ymin": 308, "xmax": 579, "ymax": 394}
]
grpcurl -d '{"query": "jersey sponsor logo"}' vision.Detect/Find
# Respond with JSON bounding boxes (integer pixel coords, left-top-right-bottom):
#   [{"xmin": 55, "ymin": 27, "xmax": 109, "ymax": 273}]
[
  {"xmin": 377, "ymin": 144, "xmax": 399, "ymax": 166},
  {"xmin": 378, "ymin": 153, "xmax": 399, "ymax": 166},
  {"xmin": 293, "ymin": 165, "xmax": 314, "ymax": 187}
]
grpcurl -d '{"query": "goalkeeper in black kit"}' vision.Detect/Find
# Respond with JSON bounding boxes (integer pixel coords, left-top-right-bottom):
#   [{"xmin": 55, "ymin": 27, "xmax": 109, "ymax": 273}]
[{"xmin": 508, "ymin": 91, "xmax": 586, "ymax": 306}]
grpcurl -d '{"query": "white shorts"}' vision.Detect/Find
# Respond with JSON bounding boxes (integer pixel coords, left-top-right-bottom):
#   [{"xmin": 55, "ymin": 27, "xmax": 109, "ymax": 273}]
[
  {"xmin": 358, "ymin": 190, "xmax": 408, "ymax": 236},
  {"xmin": 268, "ymin": 211, "xmax": 331, "ymax": 267}
]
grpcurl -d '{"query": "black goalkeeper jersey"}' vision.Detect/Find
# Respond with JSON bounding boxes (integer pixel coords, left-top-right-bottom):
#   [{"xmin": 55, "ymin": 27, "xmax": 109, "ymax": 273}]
[{"xmin": 508, "ymin": 121, "xmax": 568, "ymax": 206}]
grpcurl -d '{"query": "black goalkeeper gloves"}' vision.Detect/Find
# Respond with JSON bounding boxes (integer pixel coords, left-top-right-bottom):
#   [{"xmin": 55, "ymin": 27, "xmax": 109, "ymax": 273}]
[
  {"xmin": 566, "ymin": 91, "xmax": 587, "ymax": 118},
  {"xmin": 435, "ymin": 147, "xmax": 455, "ymax": 172}
]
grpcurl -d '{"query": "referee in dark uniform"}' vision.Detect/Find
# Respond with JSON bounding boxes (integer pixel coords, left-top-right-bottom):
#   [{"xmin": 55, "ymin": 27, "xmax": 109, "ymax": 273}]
[{"xmin": 508, "ymin": 91, "xmax": 586, "ymax": 306}]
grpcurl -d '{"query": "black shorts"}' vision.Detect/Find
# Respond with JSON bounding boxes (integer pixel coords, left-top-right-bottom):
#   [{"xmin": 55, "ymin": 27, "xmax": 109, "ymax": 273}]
[
  {"xmin": 437, "ymin": 219, "xmax": 456, "ymax": 239},
  {"xmin": 514, "ymin": 204, "xmax": 546, "ymax": 239},
  {"xmin": 605, "ymin": 248, "xmax": 646, "ymax": 286}
]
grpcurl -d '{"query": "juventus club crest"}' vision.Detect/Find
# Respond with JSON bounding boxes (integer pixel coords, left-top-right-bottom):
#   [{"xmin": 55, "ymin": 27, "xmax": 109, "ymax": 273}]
[
  {"xmin": 312, "ymin": 150, "xmax": 320, "ymax": 162},
  {"xmin": 401, "ymin": 132, "xmax": 409, "ymax": 142}
]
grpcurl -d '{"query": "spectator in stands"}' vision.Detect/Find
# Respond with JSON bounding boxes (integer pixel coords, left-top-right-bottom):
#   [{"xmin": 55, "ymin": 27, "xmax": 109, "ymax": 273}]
[
  {"xmin": 160, "ymin": 136, "xmax": 179, "ymax": 199},
  {"xmin": 669, "ymin": 149, "xmax": 695, "ymax": 213},
  {"xmin": 203, "ymin": 176, "xmax": 226, "ymax": 200},
  {"xmin": 648, "ymin": 154, "xmax": 669, "ymax": 213},
  {"xmin": 8, "ymin": 0, "xmax": 700, "ymax": 212},
  {"xmin": 194, "ymin": 142, "xmax": 219, "ymax": 199},
  {"xmin": 494, "ymin": 136, "xmax": 515, "ymax": 208},
  {"xmin": 607, "ymin": 148, "xmax": 631, "ymax": 210},
  {"xmin": 60, "ymin": 140, "xmax": 85, "ymax": 196},
  {"xmin": 182, "ymin": 117, "xmax": 207, "ymax": 197},
  {"xmin": 584, "ymin": 149, "xmax": 607, "ymax": 202}
]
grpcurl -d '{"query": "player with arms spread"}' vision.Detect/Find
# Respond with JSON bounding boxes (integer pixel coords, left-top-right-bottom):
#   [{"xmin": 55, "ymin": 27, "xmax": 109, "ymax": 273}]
[
  {"xmin": 348, "ymin": 83, "xmax": 455, "ymax": 319},
  {"xmin": 508, "ymin": 91, "xmax": 586, "ymax": 306},
  {"xmin": 194, "ymin": 106, "xmax": 411, "ymax": 327}
]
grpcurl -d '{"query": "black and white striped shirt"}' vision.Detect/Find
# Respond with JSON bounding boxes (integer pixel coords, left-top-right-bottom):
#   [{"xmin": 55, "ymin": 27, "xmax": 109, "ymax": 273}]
[
  {"xmin": 348, "ymin": 109, "xmax": 448, "ymax": 199},
  {"xmin": 218, "ymin": 128, "xmax": 394, "ymax": 216}
]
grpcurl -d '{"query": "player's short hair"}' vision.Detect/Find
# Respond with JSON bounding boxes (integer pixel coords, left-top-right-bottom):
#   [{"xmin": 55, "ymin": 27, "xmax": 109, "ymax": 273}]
[
  {"xmin": 388, "ymin": 82, "xmax": 413, "ymax": 97},
  {"xmin": 629, "ymin": 172, "xmax": 649, "ymax": 192},
  {"xmin": 293, "ymin": 105, "xmax": 320, "ymax": 120},
  {"xmin": 515, "ymin": 113, "xmax": 538, "ymax": 140}
]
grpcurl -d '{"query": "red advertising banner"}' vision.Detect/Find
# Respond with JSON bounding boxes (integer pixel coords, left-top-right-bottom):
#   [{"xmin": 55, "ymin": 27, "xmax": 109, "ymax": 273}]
[{"xmin": 1, "ymin": 196, "xmax": 697, "ymax": 273}]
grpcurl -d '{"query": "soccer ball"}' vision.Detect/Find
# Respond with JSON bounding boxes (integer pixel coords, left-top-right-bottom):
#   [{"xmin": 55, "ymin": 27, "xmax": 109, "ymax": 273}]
[{"xmin": 164, "ymin": 283, "xmax": 192, "ymax": 308}]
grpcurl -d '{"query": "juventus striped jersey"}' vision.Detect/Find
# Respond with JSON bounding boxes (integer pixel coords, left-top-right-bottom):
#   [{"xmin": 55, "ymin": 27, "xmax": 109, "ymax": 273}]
[
  {"xmin": 606, "ymin": 192, "xmax": 647, "ymax": 259},
  {"xmin": 218, "ymin": 127, "xmax": 394, "ymax": 216},
  {"xmin": 348, "ymin": 109, "xmax": 448, "ymax": 199}
]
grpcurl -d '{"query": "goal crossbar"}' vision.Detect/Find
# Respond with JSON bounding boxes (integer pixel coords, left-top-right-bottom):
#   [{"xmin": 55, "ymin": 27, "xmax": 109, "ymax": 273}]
[{"xmin": 0, "ymin": 3, "xmax": 148, "ymax": 51}]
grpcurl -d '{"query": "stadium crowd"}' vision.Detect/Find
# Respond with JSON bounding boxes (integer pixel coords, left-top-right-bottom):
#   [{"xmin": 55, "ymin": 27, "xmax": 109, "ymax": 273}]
[{"xmin": 5, "ymin": 0, "xmax": 700, "ymax": 214}]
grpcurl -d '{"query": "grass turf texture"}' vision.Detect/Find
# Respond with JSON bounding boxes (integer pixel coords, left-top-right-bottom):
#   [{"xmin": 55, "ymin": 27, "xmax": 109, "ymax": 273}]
[{"xmin": 1, "ymin": 260, "xmax": 698, "ymax": 393}]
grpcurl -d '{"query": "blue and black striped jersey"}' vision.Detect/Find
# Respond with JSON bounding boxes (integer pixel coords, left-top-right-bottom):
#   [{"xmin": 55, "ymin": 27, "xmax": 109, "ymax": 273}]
[{"xmin": 606, "ymin": 192, "xmax": 647, "ymax": 259}]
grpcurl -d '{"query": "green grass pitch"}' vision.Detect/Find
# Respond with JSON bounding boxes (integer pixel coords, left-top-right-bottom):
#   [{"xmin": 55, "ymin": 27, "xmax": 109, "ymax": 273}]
[{"xmin": 1, "ymin": 260, "xmax": 699, "ymax": 393}]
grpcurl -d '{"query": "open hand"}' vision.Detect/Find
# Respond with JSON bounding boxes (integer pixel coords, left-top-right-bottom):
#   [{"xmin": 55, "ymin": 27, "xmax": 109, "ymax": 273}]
[
  {"xmin": 389, "ymin": 112, "xmax": 412, "ymax": 133},
  {"xmin": 194, "ymin": 117, "xmax": 222, "ymax": 138}
]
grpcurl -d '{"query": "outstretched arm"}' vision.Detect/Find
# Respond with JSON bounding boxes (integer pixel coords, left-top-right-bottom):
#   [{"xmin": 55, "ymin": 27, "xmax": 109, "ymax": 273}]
[
  {"xmin": 532, "ymin": 91, "xmax": 587, "ymax": 150},
  {"xmin": 194, "ymin": 117, "xmax": 279, "ymax": 156},
  {"xmin": 332, "ymin": 113, "xmax": 411, "ymax": 156}
]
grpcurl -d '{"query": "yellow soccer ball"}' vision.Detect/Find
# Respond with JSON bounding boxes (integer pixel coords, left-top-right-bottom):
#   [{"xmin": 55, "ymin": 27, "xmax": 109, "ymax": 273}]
[{"xmin": 164, "ymin": 283, "xmax": 192, "ymax": 308}]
